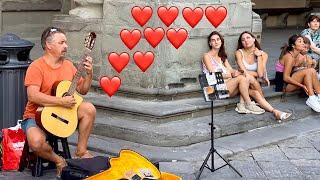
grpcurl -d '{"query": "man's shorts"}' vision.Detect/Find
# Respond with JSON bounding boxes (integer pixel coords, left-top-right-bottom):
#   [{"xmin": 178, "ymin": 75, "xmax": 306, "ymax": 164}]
[{"xmin": 21, "ymin": 118, "xmax": 38, "ymax": 134}]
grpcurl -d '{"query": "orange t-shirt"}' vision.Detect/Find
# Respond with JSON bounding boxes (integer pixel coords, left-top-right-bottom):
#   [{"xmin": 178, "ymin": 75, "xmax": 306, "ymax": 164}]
[{"xmin": 23, "ymin": 57, "xmax": 80, "ymax": 120}]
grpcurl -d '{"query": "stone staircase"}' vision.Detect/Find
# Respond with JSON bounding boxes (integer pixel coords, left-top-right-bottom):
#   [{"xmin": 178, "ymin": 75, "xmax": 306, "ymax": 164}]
[{"xmin": 74, "ymin": 83, "xmax": 314, "ymax": 151}]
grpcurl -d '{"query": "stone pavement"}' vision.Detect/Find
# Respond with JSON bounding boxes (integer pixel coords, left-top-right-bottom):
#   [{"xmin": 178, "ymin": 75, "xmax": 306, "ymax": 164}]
[
  {"xmin": 199, "ymin": 130, "xmax": 320, "ymax": 180},
  {"xmin": 1, "ymin": 119, "xmax": 320, "ymax": 179}
]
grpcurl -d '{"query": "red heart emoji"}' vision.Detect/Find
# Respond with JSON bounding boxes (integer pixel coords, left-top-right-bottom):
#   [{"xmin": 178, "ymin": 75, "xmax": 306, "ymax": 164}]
[
  {"xmin": 120, "ymin": 29, "xmax": 141, "ymax": 50},
  {"xmin": 108, "ymin": 52, "xmax": 130, "ymax": 73},
  {"xmin": 205, "ymin": 6, "xmax": 227, "ymax": 28},
  {"xmin": 182, "ymin": 7, "xmax": 203, "ymax": 28},
  {"xmin": 133, "ymin": 51, "xmax": 155, "ymax": 72},
  {"xmin": 144, "ymin": 27, "xmax": 165, "ymax": 48},
  {"xmin": 166, "ymin": 28, "xmax": 188, "ymax": 49},
  {"xmin": 157, "ymin": 6, "xmax": 179, "ymax": 27},
  {"xmin": 99, "ymin": 76, "xmax": 121, "ymax": 97},
  {"xmin": 131, "ymin": 6, "xmax": 153, "ymax": 27}
]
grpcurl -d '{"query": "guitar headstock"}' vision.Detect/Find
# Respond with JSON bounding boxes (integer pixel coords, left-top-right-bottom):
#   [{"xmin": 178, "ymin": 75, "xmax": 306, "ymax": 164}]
[{"xmin": 84, "ymin": 32, "xmax": 96, "ymax": 50}]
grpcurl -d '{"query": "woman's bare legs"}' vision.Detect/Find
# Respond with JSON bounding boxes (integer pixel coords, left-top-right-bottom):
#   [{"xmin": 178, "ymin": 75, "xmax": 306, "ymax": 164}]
[
  {"xmin": 247, "ymin": 74, "xmax": 264, "ymax": 96},
  {"xmin": 249, "ymin": 89, "xmax": 273, "ymax": 112},
  {"xmin": 286, "ymin": 68, "xmax": 317, "ymax": 95},
  {"xmin": 249, "ymin": 89, "xmax": 291, "ymax": 120},
  {"xmin": 226, "ymin": 75, "xmax": 251, "ymax": 103}
]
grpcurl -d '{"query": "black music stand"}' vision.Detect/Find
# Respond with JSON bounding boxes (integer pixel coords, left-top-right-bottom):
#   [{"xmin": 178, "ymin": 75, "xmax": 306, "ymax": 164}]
[{"xmin": 196, "ymin": 73, "xmax": 242, "ymax": 180}]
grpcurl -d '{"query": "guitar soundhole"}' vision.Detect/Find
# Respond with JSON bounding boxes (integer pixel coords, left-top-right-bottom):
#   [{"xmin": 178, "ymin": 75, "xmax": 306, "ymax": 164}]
[{"xmin": 51, "ymin": 113, "xmax": 69, "ymax": 124}]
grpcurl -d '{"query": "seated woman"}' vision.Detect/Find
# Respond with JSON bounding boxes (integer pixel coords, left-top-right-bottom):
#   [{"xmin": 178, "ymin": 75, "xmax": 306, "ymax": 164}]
[
  {"xmin": 301, "ymin": 15, "xmax": 320, "ymax": 62},
  {"xmin": 294, "ymin": 37, "xmax": 317, "ymax": 72},
  {"xmin": 202, "ymin": 31, "xmax": 291, "ymax": 121},
  {"xmin": 275, "ymin": 34, "xmax": 320, "ymax": 112},
  {"xmin": 235, "ymin": 31, "xmax": 270, "ymax": 87}
]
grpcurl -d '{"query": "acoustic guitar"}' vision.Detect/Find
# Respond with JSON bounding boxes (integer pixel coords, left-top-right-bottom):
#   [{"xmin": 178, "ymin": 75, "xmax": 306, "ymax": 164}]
[
  {"xmin": 86, "ymin": 149, "xmax": 181, "ymax": 180},
  {"xmin": 38, "ymin": 32, "xmax": 96, "ymax": 138}
]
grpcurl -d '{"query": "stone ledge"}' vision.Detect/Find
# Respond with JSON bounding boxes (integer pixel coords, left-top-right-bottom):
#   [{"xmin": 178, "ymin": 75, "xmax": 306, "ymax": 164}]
[
  {"xmin": 90, "ymin": 97, "xmax": 313, "ymax": 146},
  {"xmin": 86, "ymin": 86, "xmax": 298, "ymax": 122}
]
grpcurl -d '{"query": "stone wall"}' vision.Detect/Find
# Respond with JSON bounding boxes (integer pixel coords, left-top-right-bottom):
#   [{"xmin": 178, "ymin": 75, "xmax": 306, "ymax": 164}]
[{"xmin": 55, "ymin": 0, "xmax": 259, "ymax": 92}]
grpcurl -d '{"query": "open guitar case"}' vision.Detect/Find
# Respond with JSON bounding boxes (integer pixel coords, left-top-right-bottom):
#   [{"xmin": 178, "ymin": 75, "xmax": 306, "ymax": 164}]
[
  {"xmin": 61, "ymin": 156, "xmax": 110, "ymax": 180},
  {"xmin": 61, "ymin": 156, "xmax": 161, "ymax": 180}
]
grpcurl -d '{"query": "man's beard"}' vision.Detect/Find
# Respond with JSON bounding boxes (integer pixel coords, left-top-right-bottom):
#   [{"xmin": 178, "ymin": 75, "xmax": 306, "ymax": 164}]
[{"xmin": 59, "ymin": 50, "xmax": 67, "ymax": 60}]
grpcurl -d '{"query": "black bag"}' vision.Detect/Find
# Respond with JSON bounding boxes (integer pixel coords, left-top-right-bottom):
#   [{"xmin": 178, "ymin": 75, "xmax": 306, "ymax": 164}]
[{"xmin": 61, "ymin": 156, "xmax": 110, "ymax": 180}]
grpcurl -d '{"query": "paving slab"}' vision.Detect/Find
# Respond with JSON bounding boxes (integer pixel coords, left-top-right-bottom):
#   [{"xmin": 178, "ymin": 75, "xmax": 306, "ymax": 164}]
[
  {"xmin": 291, "ymin": 160, "xmax": 320, "ymax": 176},
  {"xmin": 305, "ymin": 132, "xmax": 320, "ymax": 151},
  {"xmin": 279, "ymin": 147, "xmax": 320, "ymax": 160},
  {"xmin": 251, "ymin": 145, "xmax": 288, "ymax": 161},
  {"xmin": 256, "ymin": 161, "xmax": 303, "ymax": 178}
]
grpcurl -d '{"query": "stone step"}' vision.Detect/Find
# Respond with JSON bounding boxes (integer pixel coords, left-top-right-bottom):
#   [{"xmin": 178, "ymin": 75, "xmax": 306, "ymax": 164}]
[
  {"xmin": 85, "ymin": 86, "xmax": 297, "ymax": 123},
  {"xmin": 89, "ymin": 96, "xmax": 313, "ymax": 146},
  {"xmin": 68, "ymin": 113, "xmax": 320, "ymax": 178}
]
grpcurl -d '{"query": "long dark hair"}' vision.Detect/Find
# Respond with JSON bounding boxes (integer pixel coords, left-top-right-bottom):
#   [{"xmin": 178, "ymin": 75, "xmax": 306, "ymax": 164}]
[
  {"xmin": 207, "ymin": 31, "xmax": 228, "ymax": 63},
  {"xmin": 305, "ymin": 15, "xmax": 320, "ymax": 28},
  {"xmin": 237, "ymin": 31, "xmax": 261, "ymax": 50},
  {"xmin": 279, "ymin": 34, "xmax": 303, "ymax": 59}
]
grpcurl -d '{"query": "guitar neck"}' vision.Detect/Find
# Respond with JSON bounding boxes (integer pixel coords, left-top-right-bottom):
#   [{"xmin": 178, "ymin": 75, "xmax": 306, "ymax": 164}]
[{"xmin": 67, "ymin": 48, "xmax": 92, "ymax": 95}]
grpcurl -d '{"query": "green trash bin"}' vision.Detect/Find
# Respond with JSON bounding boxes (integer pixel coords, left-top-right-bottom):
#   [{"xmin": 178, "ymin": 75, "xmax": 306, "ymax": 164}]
[{"xmin": 0, "ymin": 33, "xmax": 34, "ymax": 132}]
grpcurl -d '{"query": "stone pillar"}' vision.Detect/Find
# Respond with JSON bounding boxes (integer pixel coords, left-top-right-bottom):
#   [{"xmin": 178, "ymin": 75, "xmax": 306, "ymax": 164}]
[{"xmin": 54, "ymin": 0, "xmax": 260, "ymax": 98}]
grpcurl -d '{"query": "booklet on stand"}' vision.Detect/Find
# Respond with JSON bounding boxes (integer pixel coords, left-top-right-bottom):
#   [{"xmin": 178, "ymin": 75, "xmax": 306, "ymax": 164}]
[{"xmin": 199, "ymin": 72, "xmax": 229, "ymax": 102}]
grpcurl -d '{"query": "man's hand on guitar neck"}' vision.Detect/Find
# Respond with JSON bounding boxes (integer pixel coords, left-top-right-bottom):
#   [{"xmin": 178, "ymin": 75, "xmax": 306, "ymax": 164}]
[
  {"xmin": 83, "ymin": 56, "xmax": 93, "ymax": 76},
  {"xmin": 59, "ymin": 95, "xmax": 76, "ymax": 108},
  {"xmin": 77, "ymin": 56, "xmax": 94, "ymax": 95}
]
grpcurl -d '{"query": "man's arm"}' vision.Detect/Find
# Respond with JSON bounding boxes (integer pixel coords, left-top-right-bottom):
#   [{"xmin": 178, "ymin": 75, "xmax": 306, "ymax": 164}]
[{"xmin": 27, "ymin": 85, "xmax": 76, "ymax": 108}]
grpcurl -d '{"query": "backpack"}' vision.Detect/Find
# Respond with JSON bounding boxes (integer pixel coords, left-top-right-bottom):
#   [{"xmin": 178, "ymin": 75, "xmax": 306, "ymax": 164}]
[{"xmin": 61, "ymin": 156, "xmax": 110, "ymax": 180}]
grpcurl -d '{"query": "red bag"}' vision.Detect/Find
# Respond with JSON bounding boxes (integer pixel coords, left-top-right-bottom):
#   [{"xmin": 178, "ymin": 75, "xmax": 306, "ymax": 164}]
[{"xmin": 2, "ymin": 120, "xmax": 26, "ymax": 171}]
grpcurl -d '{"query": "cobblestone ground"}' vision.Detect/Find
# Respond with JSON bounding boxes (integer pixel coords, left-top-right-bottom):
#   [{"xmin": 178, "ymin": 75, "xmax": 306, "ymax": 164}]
[{"xmin": 199, "ymin": 131, "xmax": 320, "ymax": 180}]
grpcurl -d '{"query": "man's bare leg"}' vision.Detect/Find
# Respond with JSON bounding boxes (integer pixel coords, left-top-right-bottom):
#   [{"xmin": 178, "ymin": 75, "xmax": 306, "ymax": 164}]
[
  {"xmin": 26, "ymin": 127, "xmax": 66, "ymax": 175},
  {"xmin": 76, "ymin": 102, "xmax": 96, "ymax": 158}
]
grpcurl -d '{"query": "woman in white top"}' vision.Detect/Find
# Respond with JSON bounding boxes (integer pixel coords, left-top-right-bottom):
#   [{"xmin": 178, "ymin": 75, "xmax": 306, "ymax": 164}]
[
  {"xmin": 202, "ymin": 31, "xmax": 291, "ymax": 121},
  {"xmin": 235, "ymin": 31, "xmax": 270, "ymax": 88}
]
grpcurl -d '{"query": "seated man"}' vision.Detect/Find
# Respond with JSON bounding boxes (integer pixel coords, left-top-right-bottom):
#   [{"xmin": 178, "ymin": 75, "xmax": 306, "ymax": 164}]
[{"xmin": 21, "ymin": 27, "xmax": 96, "ymax": 177}]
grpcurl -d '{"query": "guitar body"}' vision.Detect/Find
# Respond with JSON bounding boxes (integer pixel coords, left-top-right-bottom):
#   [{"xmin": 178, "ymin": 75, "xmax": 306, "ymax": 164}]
[
  {"xmin": 40, "ymin": 80, "xmax": 83, "ymax": 137},
  {"xmin": 86, "ymin": 149, "xmax": 161, "ymax": 180}
]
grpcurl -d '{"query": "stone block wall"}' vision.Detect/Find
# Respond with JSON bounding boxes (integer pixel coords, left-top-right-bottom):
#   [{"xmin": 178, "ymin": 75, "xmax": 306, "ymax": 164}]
[{"xmin": 57, "ymin": 0, "xmax": 258, "ymax": 91}]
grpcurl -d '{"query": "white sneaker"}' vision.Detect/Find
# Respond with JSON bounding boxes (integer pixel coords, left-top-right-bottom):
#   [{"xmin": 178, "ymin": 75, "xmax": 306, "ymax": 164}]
[
  {"xmin": 306, "ymin": 96, "xmax": 320, "ymax": 112},
  {"xmin": 235, "ymin": 103, "xmax": 250, "ymax": 114},
  {"xmin": 245, "ymin": 101, "xmax": 265, "ymax": 114}
]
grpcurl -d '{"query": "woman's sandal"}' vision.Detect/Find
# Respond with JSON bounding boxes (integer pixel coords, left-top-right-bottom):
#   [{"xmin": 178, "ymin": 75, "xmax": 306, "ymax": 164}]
[
  {"xmin": 275, "ymin": 111, "xmax": 292, "ymax": 123},
  {"xmin": 56, "ymin": 157, "xmax": 67, "ymax": 179},
  {"xmin": 74, "ymin": 150, "xmax": 94, "ymax": 159}
]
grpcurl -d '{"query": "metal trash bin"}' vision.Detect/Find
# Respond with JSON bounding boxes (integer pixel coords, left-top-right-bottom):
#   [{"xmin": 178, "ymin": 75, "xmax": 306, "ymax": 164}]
[{"xmin": 0, "ymin": 33, "xmax": 34, "ymax": 131}]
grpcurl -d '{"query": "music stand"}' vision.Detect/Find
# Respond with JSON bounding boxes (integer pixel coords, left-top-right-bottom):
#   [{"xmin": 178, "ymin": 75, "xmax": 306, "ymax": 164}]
[{"xmin": 196, "ymin": 73, "xmax": 242, "ymax": 180}]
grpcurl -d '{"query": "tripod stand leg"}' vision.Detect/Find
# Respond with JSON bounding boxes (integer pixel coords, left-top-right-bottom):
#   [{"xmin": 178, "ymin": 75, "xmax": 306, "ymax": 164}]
[
  {"xmin": 196, "ymin": 147, "xmax": 214, "ymax": 180},
  {"xmin": 214, "ymin": 150, "xmax": 242, "ymax": 177}
]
